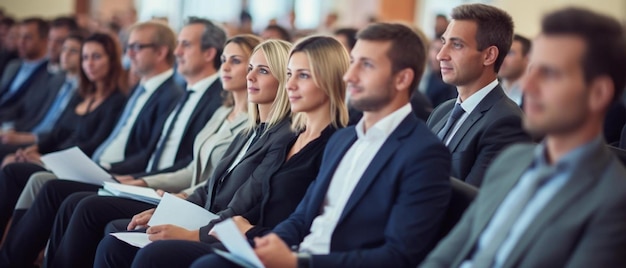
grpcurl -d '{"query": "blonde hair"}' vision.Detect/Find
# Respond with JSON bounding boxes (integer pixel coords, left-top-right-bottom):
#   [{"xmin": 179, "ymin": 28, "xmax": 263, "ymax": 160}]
[
  {"xmin": 247, "ymin": 39, "xmax": 293, "ymax": 133},
  {"xmin": 288, "ymin": 35, "xmax": 349, "ymax": 132}
]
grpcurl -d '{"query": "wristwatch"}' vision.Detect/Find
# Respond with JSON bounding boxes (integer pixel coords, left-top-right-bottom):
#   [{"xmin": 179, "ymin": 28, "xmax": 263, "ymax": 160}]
[{"xmin": 296, "ymin": 252, "xmax": 311, "ymax": 268}]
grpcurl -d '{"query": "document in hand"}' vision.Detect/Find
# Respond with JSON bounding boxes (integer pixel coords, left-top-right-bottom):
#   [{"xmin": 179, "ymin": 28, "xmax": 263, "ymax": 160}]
[
  {"xmin": 101, "ymin": 182, "xmax": 162, "ymax": 205},
  {"xmin": 40, "ymin": 146, "xmax": 117, "ymax": 185},
  {"xmin": 111, "ymin": 193, "xmax": 218, "ymax": 248},
  {"xmin": 212, "ymin": 218, "xmax": 264, "ymax": 268}
]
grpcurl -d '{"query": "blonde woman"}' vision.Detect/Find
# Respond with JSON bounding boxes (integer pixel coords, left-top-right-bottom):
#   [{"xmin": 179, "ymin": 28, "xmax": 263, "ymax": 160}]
[{"xmin": 127, "ymin": 36, "xmax": 351, "ymax": 268}]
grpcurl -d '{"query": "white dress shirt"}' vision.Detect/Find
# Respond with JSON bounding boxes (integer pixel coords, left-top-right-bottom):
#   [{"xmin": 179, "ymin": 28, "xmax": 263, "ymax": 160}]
[
  {"xmin": 298, "ymin": 103, "xmax": 412, "ymax": 254},
  {"xmin": 148, "ymin": 72, "xmax": 219, "ymax": 170},
  {"xmin": 444, "ymin": 79, "xmax": 499, "ymax": 145},
  {"xmin": 503, "ymin": 82, "xmax": 523, "ymax": 106},
  {"xmin": 99, "ymin": 69, "xmax": 175, "ymax": 164}
]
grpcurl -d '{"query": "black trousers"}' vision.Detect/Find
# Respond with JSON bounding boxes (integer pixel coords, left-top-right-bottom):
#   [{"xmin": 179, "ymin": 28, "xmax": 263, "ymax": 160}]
[
  {"xmin": 0, "ymin": 162, "xmax": 46, "ymax": 237},
  {"xmin": 93, "ymin": 236, "xmax": 227, "ymax": 268},
  {"xmin": 45, "ymin": 194, "xmax": 155, "ymax": 268},
  {"xmin": 0, "ymin": 179, "xmax": 98, "ymax": 267}
]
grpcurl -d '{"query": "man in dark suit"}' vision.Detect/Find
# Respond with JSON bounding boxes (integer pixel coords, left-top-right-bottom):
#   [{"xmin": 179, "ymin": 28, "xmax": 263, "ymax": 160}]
[
  {"xmin": 0, "ymin": 33, "xmax": 82, "ymax": 161},
  {"xmin": 0, "ymin": 18, "xmax": 227, "ymax": 268},
  {"xmin": 426, "ymin": 4, "xmax": 530, "ymax": 187},
  {"xmin": 187, "ymin": 22, "xmax": 451, "ymax": 268},
  {"xmin": 0, "ymin": 17, "xmax": 18, "ymax": 75},
  {"xmin": 499, "ymin": 34, "xmax": 531, "ymax": 107},
  {"xmin": 422, "ymin": 7, "xmax": 626, "ymax": 268},
  {"xmin": 0, "ymin": 17, "xmax": 50, "ymax": 114}
]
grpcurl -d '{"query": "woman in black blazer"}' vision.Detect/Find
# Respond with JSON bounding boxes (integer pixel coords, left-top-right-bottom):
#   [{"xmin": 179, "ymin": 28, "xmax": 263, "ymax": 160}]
[
  {"xmin": 0, "ymin": 33, "xmax": 126, "ymax": 239},
  {"xmin": 116, "ymin": 36, "xmax": 351, "ymax": 268}
]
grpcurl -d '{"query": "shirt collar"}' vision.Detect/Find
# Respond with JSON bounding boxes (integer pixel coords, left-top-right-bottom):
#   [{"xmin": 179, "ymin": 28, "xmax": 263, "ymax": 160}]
[
  {"xmin": 355, "ymin": 103, "xmax": 412, "ymax": 140},
  {"xmin": 532, "ymin": 134, "xmax": 604, "ymax": 171},
  {"xmin": 141, "ymin": 69, "xmax": 174, "ymax": 94},
  {"xmin": 186, "ymin": 72, "xmax": 219, "ymax": 94},
  {"xmin": 456, "ymin": 79, "xmax": 499, "ymax": 115}
]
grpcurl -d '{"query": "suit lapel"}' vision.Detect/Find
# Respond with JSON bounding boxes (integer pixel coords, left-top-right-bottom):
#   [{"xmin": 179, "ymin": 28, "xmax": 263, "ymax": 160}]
[
  {"xmin": 502, "ymin": 143, "xmax": 611, "ymax": 267},
  {"xmin": 447, "ymin": 85, "xmax": 505, "ymax": 152},
  {"xmin": 336, "ymin": 115, "xmax": 416, "ymax": 224},
  {"xmin": 181, "ymin": 79, "xmax": 222, "ymax": 139},
  {"xmin": 432, "ymin": 109, "xmax": 450, "ymax": 134}
]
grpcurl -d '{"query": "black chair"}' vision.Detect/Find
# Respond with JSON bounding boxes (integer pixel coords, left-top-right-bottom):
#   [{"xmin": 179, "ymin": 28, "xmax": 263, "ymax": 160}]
[{"xmin": 437, "ymin": 177, "xmax": 478, "ymax": 241}]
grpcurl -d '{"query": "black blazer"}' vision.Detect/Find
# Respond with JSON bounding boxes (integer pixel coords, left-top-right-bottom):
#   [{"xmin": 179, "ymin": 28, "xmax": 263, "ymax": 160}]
[
  {"xmin": 0, "ymin": 72, "xmax": 66, "ymax": 131},
  {"xmin": 0, "ymin": 59, "xmax": 52, "ymax": 114},
  {"xmin": 426, "ymin": 85, "xmax": 530, "ymax": 187},
  {"xmin": 108, "ymin": 76, "xmax": 184, "ymax": 174},
  {"xmin": 183, "ymin": 118, "xmax": 294, "ymax": 242},
  {"xmin": 130, "ymin": 78, "xmax": 224, "ymax": 178},
  {"xmin": 38, "ymin": 91, "xmax": 127, "ymax": 156}
]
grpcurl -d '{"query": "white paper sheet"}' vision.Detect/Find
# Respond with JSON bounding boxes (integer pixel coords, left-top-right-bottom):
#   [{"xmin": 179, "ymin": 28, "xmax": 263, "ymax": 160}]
[
  {"xmin": 110, "ymin": 232, "xmax": 152, "ymax": 248},
  {"xmin": 40, "ymin": 146, "xmax": 117, "ymax": 185},
  {"xmin": 212, "ymin": 219, "xmax": 264, "ymax": 268},
  {"xmin": 148, "ymin": 193, "xmax": 218, "ymax": 229}
]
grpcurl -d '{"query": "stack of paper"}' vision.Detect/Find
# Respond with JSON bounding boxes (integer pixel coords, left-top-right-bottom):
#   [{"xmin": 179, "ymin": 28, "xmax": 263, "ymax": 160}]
[
  {"xmin": 40, "ymin": 147, "xmax": 117, "ymax": 185},
  {"xmin": 111, "ymin": 193, "xmax": 218, "ymax": 248},
  {"xmin": 101, "ymin": 182, "xmax": 162, "ymax": 205}
]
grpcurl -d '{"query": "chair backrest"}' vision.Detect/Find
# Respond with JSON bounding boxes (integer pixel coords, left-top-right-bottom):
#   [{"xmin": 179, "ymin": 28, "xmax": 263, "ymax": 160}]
[{"xmin": 438, "ymin": 177, "xmax": 478, "ymax": 241}]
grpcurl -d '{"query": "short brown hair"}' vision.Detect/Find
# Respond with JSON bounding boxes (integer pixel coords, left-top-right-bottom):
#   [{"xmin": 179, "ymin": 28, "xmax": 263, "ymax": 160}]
[
  {"xmin": 542, "ymin": 7, "xmax": 626, "ymax": 103},
  {"xmin": 451, "ymin": 4, "xmax": 513, "ymax": 72},
  {"xmin": 129, "ymin": 21, "xmax": 177, "ymax": 66},
  {"xmin": 356, "ymin": 23, "xmax": 427, "ymax": 92},
  {"xmin": 20, "ymin": 17, "xmax": 49, "ymax": 39}
]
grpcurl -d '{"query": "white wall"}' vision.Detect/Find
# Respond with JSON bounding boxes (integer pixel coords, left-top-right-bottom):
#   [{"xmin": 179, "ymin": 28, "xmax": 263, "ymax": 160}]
[{"xmin": 0, "ymin": 0, "xmax": 74, "ymax": 18}]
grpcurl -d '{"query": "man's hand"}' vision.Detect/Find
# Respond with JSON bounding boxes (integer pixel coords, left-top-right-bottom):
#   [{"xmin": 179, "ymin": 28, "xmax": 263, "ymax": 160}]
[
  {"xmin": 122, "ymin": 179, "xmax": 147, "ymax": 187},
  {"xmin": 232, "ymin": 216, "xmax": 254, "ymax": 235},
  {"xmin": 146, "ymin": 224, "xmax": 199, "ymax": 241},
  {"xmin": 127, "ymin": 208, "xmax": 155, "ymax": 230},
  {"xmin": 114, "ymin": 175, "xmax": 135, "ymax": 182},
  {"xmin": 254, "ymin": 233, "xmax": 297, "ymax": 268},
  {"xmin": 155, "ymin": 189, "xmax": 188, "ymax": 199},
  {"xmin": 1, "ymin": 131, "xmax": 36, "ymax": 145}
]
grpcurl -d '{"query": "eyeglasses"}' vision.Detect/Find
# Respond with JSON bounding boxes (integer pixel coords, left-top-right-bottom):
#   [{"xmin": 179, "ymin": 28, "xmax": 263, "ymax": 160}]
[{"xmin": 126, "ymin": 43, "xmax": 157, "ymax": 52}]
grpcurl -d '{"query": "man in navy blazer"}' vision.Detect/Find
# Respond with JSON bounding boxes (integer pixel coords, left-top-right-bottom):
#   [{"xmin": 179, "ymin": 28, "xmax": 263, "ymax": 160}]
[
  {"xmin": 0, "ymin": 18, "xmax": 51, "ymax": 113},
  {"xmin": 426, "ymin": 4, "xmax": 530, "ymax": 187},
  {"xmin": 193, "ymin": 23, "xmax": 452, "ymax": 268}
]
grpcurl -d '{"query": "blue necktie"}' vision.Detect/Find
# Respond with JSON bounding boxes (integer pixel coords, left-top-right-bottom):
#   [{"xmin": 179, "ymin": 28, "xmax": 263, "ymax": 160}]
[
  {"xmin": 148, "ymin": 89, "xmax": 194, "ymax": 171},
  {"xmin": 31, "ymin": 80, "xmax": 75, "ymax": 134},
  {"xmin": 437, "ymin": 103, "xmax": 465, "ymax": 141},
  {"xmin": 92, "ymin": 85, "xmax": 146, "ymax": 162}
]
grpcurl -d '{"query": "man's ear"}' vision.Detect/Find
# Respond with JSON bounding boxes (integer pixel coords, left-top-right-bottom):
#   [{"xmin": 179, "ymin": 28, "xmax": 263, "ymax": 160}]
[
  {"xmin": 588, "ymin": 75, "xmax": 615, "ymax": 113},
  {"xmin": 394, "ymin": 68, "xmax": 415, "ymax": 94},
  {"xmin": 203, "ymin": 47, "xmax": 217, "ymax": 65},
  {"xmin": 483, "ymin": 46, "xmax": 498, "ymax": 67}
]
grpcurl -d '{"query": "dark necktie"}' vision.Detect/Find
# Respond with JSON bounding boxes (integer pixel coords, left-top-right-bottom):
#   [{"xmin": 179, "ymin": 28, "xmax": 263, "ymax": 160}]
[
  {"xmin": 437, "ymin": 103, "xmax": 465, "ymax": 141},
  {"xmin": 149, "ymin": 89, "xmax": 194, "ymax": 171},
  {"xmin": 471, "ymin": 165, "xmax": 558, "ymax": 268}
]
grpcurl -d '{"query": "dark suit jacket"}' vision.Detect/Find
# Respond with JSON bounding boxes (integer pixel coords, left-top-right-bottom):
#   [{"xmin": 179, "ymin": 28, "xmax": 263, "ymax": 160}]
[
  {"xmin": 422, "ymin": 142, "xmax": 626, "ymax": 268},
  {"xmin": 108, "ymin": 76, "xmax": 184, "ymax": 174},
  {"xmin": 184, "ymin": 118, "xmax": 294, "ymax": 242},
  {"xmin": 0, "ymin": 72, "xmax": 66, "ymax": 131},
  {"xmin": 130, "ymin": 78, "xmax": 224, "ymax": 178},
  {"xmin": 0, "ymin": 59, "xmax": 51, "ymax": 114},
  {"xmin": 272, "ymin": 113, "xmax": 452, "ymax": 267},
  {"xmin": 427, "ymin": 85, "xmax": 530, "ymax": 186}
]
